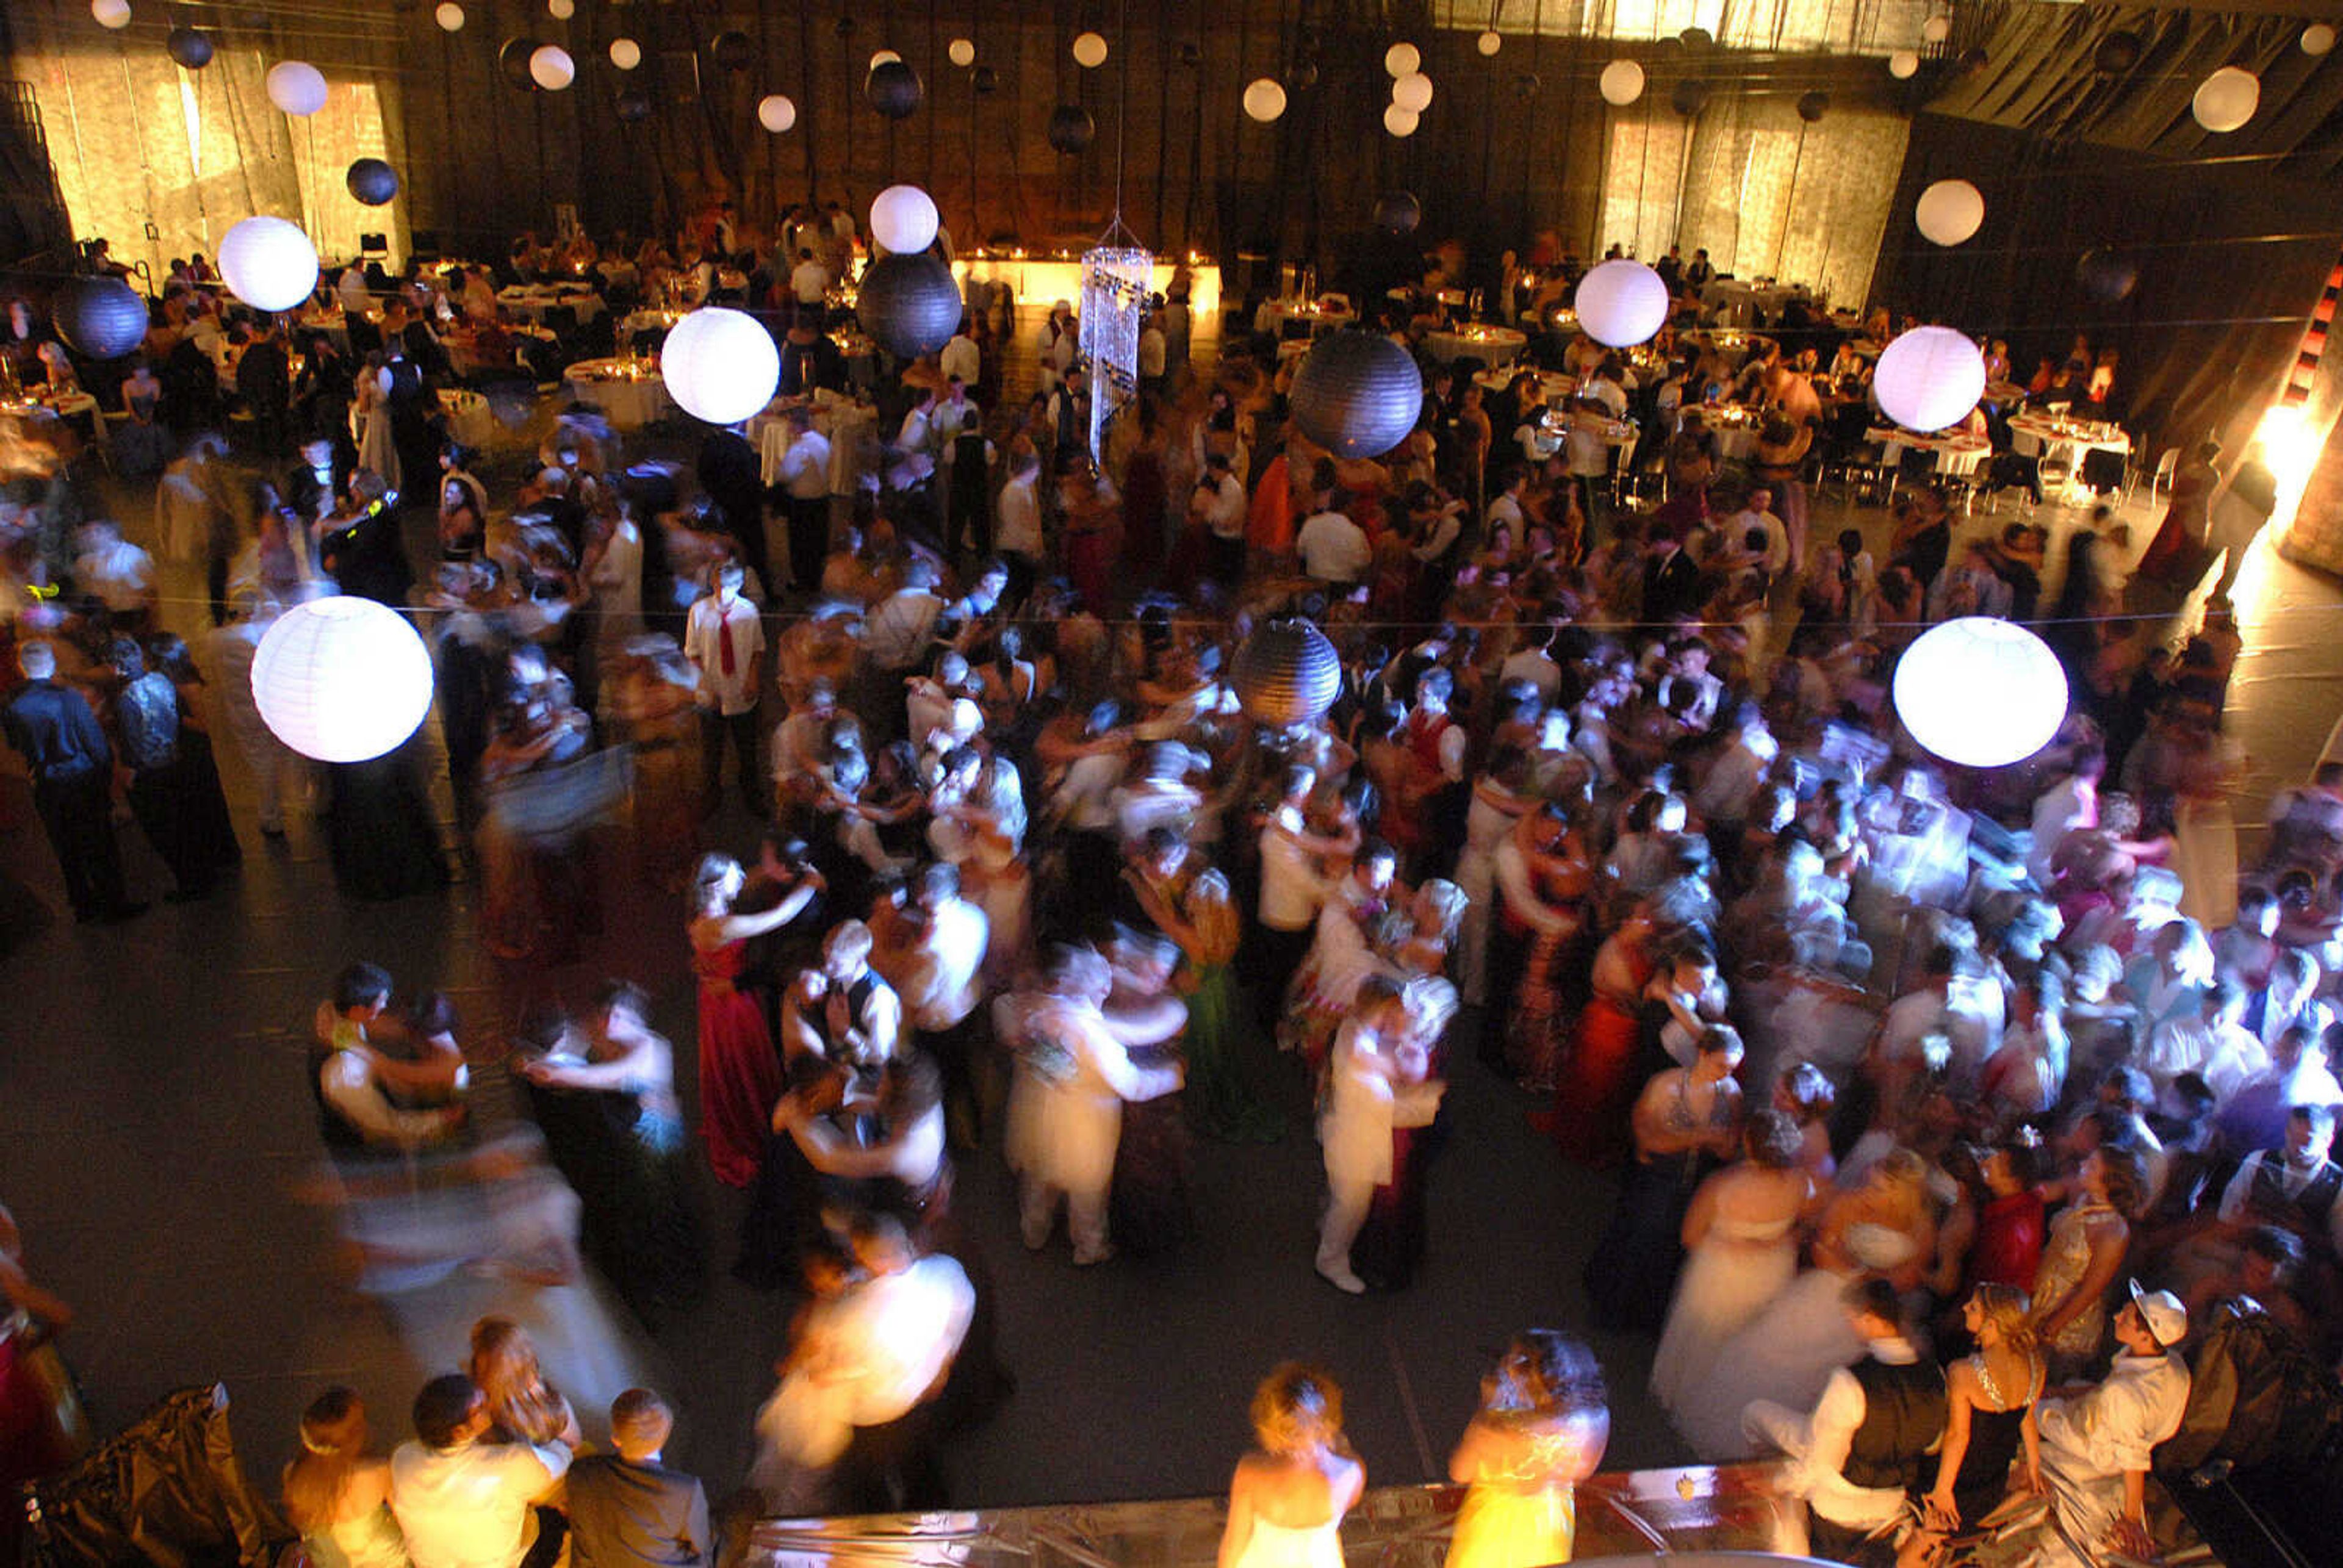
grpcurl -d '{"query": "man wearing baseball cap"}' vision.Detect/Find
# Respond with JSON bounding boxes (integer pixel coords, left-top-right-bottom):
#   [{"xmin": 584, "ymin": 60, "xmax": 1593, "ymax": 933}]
[{"xmin": 2029, "ymin": 1281, "xmax": 2190, "ymax": 1565}]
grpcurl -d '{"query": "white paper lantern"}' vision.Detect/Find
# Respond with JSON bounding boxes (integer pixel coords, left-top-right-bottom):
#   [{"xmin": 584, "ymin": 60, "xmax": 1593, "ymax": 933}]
[
  {"xmin": 1072, "ymin": 31, "xmax": 1107, "ymax": 68},
  {"xmin": 608, "ymin": 36, "xmax": 641, "ymax": 69},
  {"xmin": 1599, "ymin": 59, "xmax": 1646, "ymax": 106},
  {"xmin": 1874, "ymin": 325, "xmax": 1986, "ymax": 434},
  {"xmin": 2305, "ymin": 24, "xmax": 2337, "ymax": 57},
  {"xmin": 1573, "ymin": 259, "xmax": 1670, "ymax": 348},
  {"xmin": 2192, "ymin": 67, "xmax": 2259, "ymax": 132},
  {"xmin": 1243, "ymin": 77, "xmax": 1287, "ymax": 122},
  {"xmin": 1888, "ymin": 49, "xmax": 1920, "ymax": 79},
  {"xmin": 661, "ymin": 307, "xmax": 780, "ymax": 426},
  {"xmin": 1383, "ymin": 103, "xmax": 1419, "ymax": 137},
  {"xmin": 434, "ymin": 2, "xmax": 466, "ymax": 31},
  {"xmin": 868, "ymin": 49, "xmax": 901, "ymax": 71},
  {"xmin": 1893, "ymin": 617, "xmax": 2068, "ymax": 769},
  {"xmin": 92, "ymin": 0, "xmax": 132, "ymax": 30},
  {"xmin": 1392, "ymin": 71, "xmax": 1434, "ymax": 112},
  {"xmin": 869, "ymin": 184, "xmax": 938, "ymax": 254},
  {"xmin": 218, "ymin": 215, "xmax": 320, "ymax": 312},
  {"xmin": 1384, "ymin": 41, "xmax": 1420, "ymax": 77},
  {"xmin": 1921, "ymin": 15, "xmax": 1951, "ymax": 43},
  {"xmin": 547, "ymin": 0, "xmax": 574, "ymax": 18},
  {"xmin": 528, "ymin": 45, "xmax": 575, "ymax": 90},
  {"xmin": 266, "ymin": 60, "xmax": 330, "ymax": 117},
  {"xmin": 1477, "ymin": 30, "xmax": 1502, "ymax": 56},
  {"xmin": 1915, "ymin": 178, "xmax": 1985, "ymax": 246},
  {"xmin": 948, "ymin": 37, "xmax": 976, "ymax": 67},
  {"xmin": 757, "ymin": 95, "xmax": 797, "ymax": 132},
  {"xmin": 252, "ymin": 596, "xmax": 436, "ymax": 764}
]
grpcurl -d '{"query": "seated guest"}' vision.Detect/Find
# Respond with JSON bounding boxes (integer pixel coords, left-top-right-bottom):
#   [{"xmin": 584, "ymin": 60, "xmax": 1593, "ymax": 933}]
[
  {"xmin": 282, "ymin": 1389, "xmax": 412, "ymax": 1568},
  {"xmin": 2029, "ymin": 1286, "xmax": 2189, "ymax": 1566},
  {"xmin": 390, "ymin": 1373, "xmax": 572, "ymax": 1568},
  {"xmin": 565, "ymin": 1389, "xmax": 709, "ymax": 1568}
]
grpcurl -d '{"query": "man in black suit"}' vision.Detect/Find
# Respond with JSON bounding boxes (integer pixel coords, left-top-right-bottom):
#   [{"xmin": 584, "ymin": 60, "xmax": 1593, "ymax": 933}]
[
  {"xmin": 564, "ymin": 1389, "xmax": 708, "ymax": 1568},
  {"xmin": 236, "ymin": 316, "xmax": 293, "ymax": 460},
  {"xmin": 697, "ymin": 423, "xmax": 774, "ymax": 599},
  {"xmin": 1640, "ymin": 525, "xmax": 1705, "ymax": 625},
  {"xmin": 1, "ymin": 641, "xmax": 141, "ymax": 922}
]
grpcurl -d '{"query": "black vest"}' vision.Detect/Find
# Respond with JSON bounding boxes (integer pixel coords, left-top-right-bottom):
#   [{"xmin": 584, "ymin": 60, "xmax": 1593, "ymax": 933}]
[
  {"xmin": 1844, "ymin": 1353, "xmax": 1947, "ymax": 1493},
  {"xmin": 2248, "ymin": 1155, "xmax": 2343, "ymax": 1246}
]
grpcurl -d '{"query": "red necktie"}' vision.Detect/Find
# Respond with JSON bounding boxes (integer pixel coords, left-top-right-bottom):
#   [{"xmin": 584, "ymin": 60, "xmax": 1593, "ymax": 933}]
[{"xmin": 718, "ymin": 610, "xmax": 736, "ymax": 676}]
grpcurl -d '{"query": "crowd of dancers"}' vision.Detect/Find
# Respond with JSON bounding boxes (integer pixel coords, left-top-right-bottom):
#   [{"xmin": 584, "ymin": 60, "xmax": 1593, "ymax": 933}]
[{"xmin": 7, "ymin": 238, "xmax": 2342, "ymax": 1568}]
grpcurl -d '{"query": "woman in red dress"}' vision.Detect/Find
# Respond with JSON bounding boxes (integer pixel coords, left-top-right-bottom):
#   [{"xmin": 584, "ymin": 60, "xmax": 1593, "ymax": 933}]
[
  {"xmin": 1543, "ymin": 904, "xmax": 1658, "ymax": 1166},
  {"xmin": 688, "ymin": 852, "xmax": 823, "ymax": 1188}
]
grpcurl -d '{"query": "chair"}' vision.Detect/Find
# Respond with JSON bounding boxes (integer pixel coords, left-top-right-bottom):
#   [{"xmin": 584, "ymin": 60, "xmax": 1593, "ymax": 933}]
[
  {"xmin": 1887, "ymin": 444, "xmax": 1938, "ymax": 503},
  {"xmin": 2078, "ymin": 445, "xmax": 2128, "ymax": 501},
  {"xmin": 2148, "ymin": 445, "xmax": 2179, "ymax": 507}
]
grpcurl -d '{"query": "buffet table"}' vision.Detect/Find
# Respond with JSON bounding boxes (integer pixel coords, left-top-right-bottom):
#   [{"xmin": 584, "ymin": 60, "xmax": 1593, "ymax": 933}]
[
  {"xmin": 564, "ymin": 356, "xmax": 671, "ymax": 428},
  {"xmin": 951, "ymin": 254, "xmax": 1223, "ymax": 323}
]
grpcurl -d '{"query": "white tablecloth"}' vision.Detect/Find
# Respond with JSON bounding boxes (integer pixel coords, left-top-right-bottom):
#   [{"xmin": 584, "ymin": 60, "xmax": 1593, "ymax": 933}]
[
  {"xmin": 437, "ymin": 387, "xmax": 495, "ymax": 450},
  {"xmin": 1867, "ymin": 426, "xmax": 1992, "ymax": 478},
  {"xmin": 1475, "ymin": 368, "xmax": 1575, "ymax": 405},
  {"xmin": 1704, "ymin": 415, "xmax": 1761, "ymax": 461},
  {"xmin": 750, "ymin": 396, "xmax": 882, "ymax": 496},
  {"xmin": 1426, "ymin": 326, "xmax": 1527, "ymax": 365},
  {"xmin": 448, "ymin": 325, "xmax": 554, "ymax": 381},
  {"xmin": 1259, "ymin": 299, "xmax": 1356, "ymax": 337},
  {"xmin": 617, "ymin": 309, "xmax": 682, "ymax": 341},
  {"xmin": 565, "ymin": 358, "xmax": 671, "ymax": 428},
  {"xmin": 2009, "ymin": 414, "xmax": 2130, "ymax": 472},
  {"xmin": 1701, "ymin": 278, "xmax": 1802, "ymax": 326},
  {"xmin": 498, "ymin": 286, "xmax": 606, "ymax": 325}
]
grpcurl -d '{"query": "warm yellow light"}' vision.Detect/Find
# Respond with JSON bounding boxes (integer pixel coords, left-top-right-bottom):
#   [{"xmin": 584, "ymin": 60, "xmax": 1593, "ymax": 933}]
[{"xmin": 2256, "ymin": 403, "xmax": 2323, "ymax": 495}]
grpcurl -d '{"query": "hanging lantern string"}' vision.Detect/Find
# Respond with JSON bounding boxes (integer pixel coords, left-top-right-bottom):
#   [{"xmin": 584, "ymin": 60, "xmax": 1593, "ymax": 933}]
[{"xmin": 1093, "ymin": 0, "xmax": 1140, "ymax": 251}]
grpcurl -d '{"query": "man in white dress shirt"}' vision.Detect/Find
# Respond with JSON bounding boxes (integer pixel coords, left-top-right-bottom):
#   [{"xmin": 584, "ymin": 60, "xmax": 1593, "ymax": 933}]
[
  {"xmin": 682, "ymin": 560, "xmax": 765, "ymax": 818},
  {"xmin": 994, "ymin": 444, "xmax": 1045, "ymax": 604},
  {"xmin": 1295, "ymin": 503, "xmax": 1370, "ymax": 588},
  {"xmin": 877, "ymin": 862, "xmax": 991, "ymax": 1146},
  {"xmin": 1000, "ymin": 943, "xmax": 1183, "ymax": 1264},
  {"xmin": 1743, "ymin": 1278, "xmax": 1945, "ymax": 1561},
  {"xmin": 2028, "ymin": 1286, "xmax": 2190, "ymax": 1566},
  {"xmin": 939, "ymin": 324, "xmax": 980, "ymax": 389},
  {"xmin": 777, "ymin": 406, "xmax": 832, "ymax": 592},
  {"xmin": 391, "ymin": 1374, "xmax": 572, "ymax": 1568},
  {"xmin": 790, "ymin": 249, "xmax": 831, "ymax": 307}
]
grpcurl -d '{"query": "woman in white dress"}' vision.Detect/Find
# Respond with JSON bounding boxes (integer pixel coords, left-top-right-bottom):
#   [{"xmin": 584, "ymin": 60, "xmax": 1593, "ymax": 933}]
[
  {"xmin": 1455, "ymin": 749, "xmax": 1533, "ymax": 1006},
  {"xmin": 280, "ymin": 1389, "xmax": 411, "ymax": 1568},
  {"xmin": 353, "ymin": 351, "xmax": 401, "ymax": 495},
  {"xmin": 1649, "ymin": 1109, "xmax": 1811, "ymax": 1420},
  {"xmin": 1218, "ymin": 1362, "xmax": 1364, "ymax": 1568},
  {"xmin": 1668, "ymin": 1149, "xmax": 1936, "ymax": 1460}
]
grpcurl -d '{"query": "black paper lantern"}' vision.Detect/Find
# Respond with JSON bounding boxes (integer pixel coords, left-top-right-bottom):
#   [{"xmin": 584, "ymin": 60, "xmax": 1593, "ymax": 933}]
[
  {"xmin": 1046, "ymin": 104, "xmax": 1095, "ymax": 154},
  {"xmin": 1233, "ymin": 616, "xmax": 1341, "ymax": 730},
  {"xmin": 1671, "ymin": 78, "xmax": 1711, "ymax": 117},
  {"xmin": 1373, "ymin": 191, "xmax": 1421, "ymax": 235},
  {"xmin": 1513, "ymin": 72, "xmax": 1542, "ymax": 100},
  {"xmin": 1957, "ymin": 46, "xmax": 1988, "ymax": 72},
  {"xmin": 971, "ymin": 64, "xmax": 999, "ymax": 95},
  {"xmin": 1289, "ymin": 330, "xmax": 1423, "ymax": 461},
  {"xmin": 55, "ymin": 276, "xmax": 149, "ymax": 361},
  {"xmin": 856, "ymin": 254, "xmax": 960, "ymax": 359},
  {"xmin": 616, "ymin": 87, "xmax": 653, "ymax": 123},
  {"xmin": 711, "ymin": 30, "xmax": 754, "ymax": 71},
  {"xmin": 1796, "ymin": 90, "xmax": 1830, "ymax": 123},
  {"xmin": 1680, "ymin": 26, "xmax": 1714, "ymax": 48},
  {"xmin": 1176, "ymin": 41, "xmax": 1201, "ymax": 67},
  {"xmin": 833, "ymin": 16, "xmax": 857, "ymax": 39},
  {"xmin": 866, "ymin": 57, "xmax": 923, "ymax": 119},
  {"xmin": 498, "ymin": 38, "xmax": 541, "ymax": 90},
  {"xmin": 2094, "ymin": 31, "xmax": 2142, "ymax": 73},
  {"xmin": 2076, "ymin": 249, "xmax": 2139, "ymax": 303},
  {"xmin": 345, "ymin": 157, "xmax": 399, "ymax": 206},
  {"xmin": 1286, "ymin": 61, "xmax": 1319, "ymax": 91},
  {"xmin": 167, "ymin": 26, "xmax": 215, "ymax": 69}
]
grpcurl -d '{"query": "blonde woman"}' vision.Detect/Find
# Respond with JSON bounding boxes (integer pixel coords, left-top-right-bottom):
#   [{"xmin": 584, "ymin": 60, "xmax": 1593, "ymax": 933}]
[
  {"xmin": 1445, "ymin": 1331, "xmax": 1610, "ymax": 1568},
  {"xmin": 1923, "ymin": 1284, "xmax": 2044, "ymax": 1531},
  {"xmin": 281, "ymin": 1389, "xmax": 409, "ymax": 1568},
  {"xmin": 469, "ymin": 1316, "xmax": 583, "ymax": 1448},
  {"xmin": 1218, "ymin": 1363, "xmax": 1364, "ymax": 1568}
]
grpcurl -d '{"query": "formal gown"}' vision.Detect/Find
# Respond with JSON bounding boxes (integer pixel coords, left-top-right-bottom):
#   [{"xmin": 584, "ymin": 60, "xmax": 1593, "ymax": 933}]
[
  {"xmin": 1446, "ymin": 1420, "xmax": 1599, "ymax": 1568},
  {"xmin": 1952, "ymin": 1353, "xmax": 2043, "ymax": 1524},
  {"xmin": 301, "ymin": 1503, "xmax": 410, "ymax": 1568},
  {"xmin": 1231, "ymin": 1515, "xmax": 1345, "ymax": 1568},
  {"xmin": 1649, "ymin": 1208, "xmax": 1800, "ymax": 1417},
  {"xmin": 1546, "ymin": 962, "xmax": 1651, "ymax": 1168},
  {"xmin": 695, "ymin": 938, "xmax": 782, "ymax": 1189}
]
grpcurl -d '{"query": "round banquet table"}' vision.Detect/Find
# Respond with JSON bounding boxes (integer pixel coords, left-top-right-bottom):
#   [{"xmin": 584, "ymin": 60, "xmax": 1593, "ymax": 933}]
[
  {"xmin": 749, "ymin": 395, "xmax": 882, "ymax": 496},
  {"xmin": 564, "ymin": 358, "xmax": 671, "ymax": 429},
  {"xmin": 437, "ymin": 387, "xmax": 495, "ymax": 450},
  {"xmin": 1425, "ymin": 325, "xmax": 1528, "ymax": 365},
  {"xmin": 1475, "ymin": 367, "xmax": 1575, "ymax": 405},
  {"xmin": 1260, "ymin": 298, "xmax": 1356, "ymax": 337},
  {"xmin": 1699, "ymin": 410, "xmax": 1762, "ymax": 461},
  {"xmin": 497, "ymin": 285, "xmax": 606, "ymax": 325},
  {"xmin": 6, "ymin": 390, "xmax": 106, "ymax": 448},
  {"xmin": 2008, "ymin": 411, "xmax": 2130, "ymax": 472},
  {"xmin": 1866, "ymin": 426, "xmax": 1992, "ymax": 478}
]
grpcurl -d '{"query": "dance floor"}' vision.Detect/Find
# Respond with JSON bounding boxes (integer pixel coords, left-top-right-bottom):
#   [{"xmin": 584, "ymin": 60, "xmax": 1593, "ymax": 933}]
[{"xmin": 2, "ymin": 390, "xmax": 2335, "ymax": 1518}]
